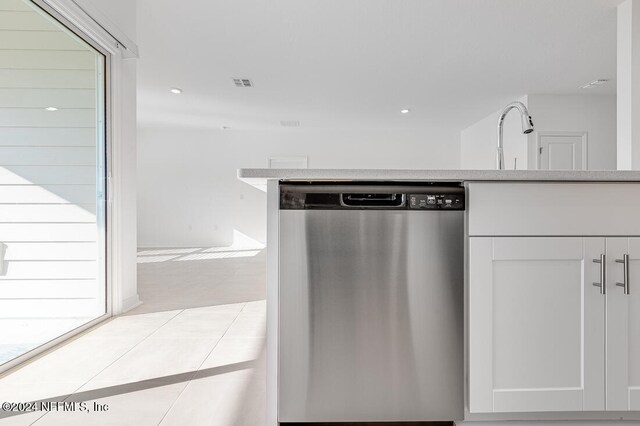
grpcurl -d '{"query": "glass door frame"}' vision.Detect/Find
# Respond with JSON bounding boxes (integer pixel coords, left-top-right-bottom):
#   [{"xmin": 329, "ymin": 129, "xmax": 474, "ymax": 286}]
[{"xmin": 0, "ymin": 0, "xmax": 113, "ymax": 373}]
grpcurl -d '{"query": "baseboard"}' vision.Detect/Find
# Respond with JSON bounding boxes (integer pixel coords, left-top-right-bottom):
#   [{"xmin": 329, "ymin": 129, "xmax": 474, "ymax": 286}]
[{"xmin": 121, "ymin": 294, "xmax": 142, "ymax": 313}]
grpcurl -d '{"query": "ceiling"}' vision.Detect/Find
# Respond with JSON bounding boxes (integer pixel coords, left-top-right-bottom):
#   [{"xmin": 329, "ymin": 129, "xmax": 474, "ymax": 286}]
[{"xmin": 136, "ymin": 0, "xmax": 622, "ymax": 131}]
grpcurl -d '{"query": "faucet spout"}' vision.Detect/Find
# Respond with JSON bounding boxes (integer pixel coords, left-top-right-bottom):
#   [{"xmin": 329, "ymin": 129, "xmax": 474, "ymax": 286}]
[{"xmin": 496, "ymin": 101, "xmax": 534, "ymax": 170}]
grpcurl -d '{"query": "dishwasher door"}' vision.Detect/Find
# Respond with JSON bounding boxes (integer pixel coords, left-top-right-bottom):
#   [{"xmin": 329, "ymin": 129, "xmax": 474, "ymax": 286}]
[{"xmin": 279, "ymin": 202, "xmax": 464, "ymax": 422}]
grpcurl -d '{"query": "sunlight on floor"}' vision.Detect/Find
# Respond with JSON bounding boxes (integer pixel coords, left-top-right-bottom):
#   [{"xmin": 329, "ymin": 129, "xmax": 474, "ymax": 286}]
[
  {"xmin": 137, "ymin": 230, "xmax": 265, "ymax": 264},
  {"xmin": 0, "ymin": 301, "xmax": 266, "ymax": 425},
  {"xmin": 175, "ymin": 250, "xmax": 262, "ymax": 261},
  {"xmin": 0, "ymin": 318, "xmax": 93, "ymax": 365},
  {"xmin": 1, "ymin": 235, "xmax": 267, "ymax": 425}
]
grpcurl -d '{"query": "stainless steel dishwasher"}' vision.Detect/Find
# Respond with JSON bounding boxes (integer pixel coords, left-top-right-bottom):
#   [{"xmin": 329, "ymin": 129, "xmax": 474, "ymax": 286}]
[{"xmin": 278, "ymin": 182, "xmax": 464, "ymax": 423}]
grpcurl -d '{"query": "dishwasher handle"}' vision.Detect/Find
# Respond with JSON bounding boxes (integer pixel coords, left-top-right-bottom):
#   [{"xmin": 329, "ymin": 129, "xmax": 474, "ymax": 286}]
[{"xmin": 340, "ymin": 193, "xmax": 406, "ymax": 207}]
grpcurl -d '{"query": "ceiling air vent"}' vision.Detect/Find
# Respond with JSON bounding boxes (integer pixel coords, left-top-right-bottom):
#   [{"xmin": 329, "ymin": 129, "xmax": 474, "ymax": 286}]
[
  {"xmin": 233, "ymin": 78, "xmax": 253, "ymax": 87},
  {"xmin": 280, "ymin": 120, "xmax": 300, "ymax": 127}
]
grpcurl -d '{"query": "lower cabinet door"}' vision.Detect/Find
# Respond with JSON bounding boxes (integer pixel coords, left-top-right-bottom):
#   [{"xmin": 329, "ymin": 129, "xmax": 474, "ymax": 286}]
[
  {"xmin": 469, "ymin": 237, "xmax": 605, "ymax": 413},
  {"xmin": 606, "ymin": 238, "xmax": 640, "ymax": 411}
]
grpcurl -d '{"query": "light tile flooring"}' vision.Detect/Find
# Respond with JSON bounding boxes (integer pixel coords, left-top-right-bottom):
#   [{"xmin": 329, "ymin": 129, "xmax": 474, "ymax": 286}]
[
  {"xmin": 0, "ymin": 318, "xmax": 93, "ymax": 365},
  {"xmin": 0, "ymin": 248, "xmax": 267, "ymax": 425}
]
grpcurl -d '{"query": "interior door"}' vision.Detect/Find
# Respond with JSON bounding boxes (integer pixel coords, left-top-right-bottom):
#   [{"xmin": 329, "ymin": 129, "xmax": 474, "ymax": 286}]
[
  {"xmin": 606, "ymin": 238, "xmax": 640, "ymax": 410},
  {"xmin": 537, "ymin": 132, "xmax": 587, "ymax": 170},
  {"xmin": 469, "ymin": 237, "xmax": 605, "ymax": 413}
]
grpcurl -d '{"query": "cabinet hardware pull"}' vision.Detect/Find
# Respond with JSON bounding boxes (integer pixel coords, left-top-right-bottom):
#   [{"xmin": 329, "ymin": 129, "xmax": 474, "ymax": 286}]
[
  {"xmin": 593, "ymin": 255, "xmax": 606, "ymax": 295},
  {"xmin": 615, "ymin": 254, "xmax": 630, "ymax": 295}
]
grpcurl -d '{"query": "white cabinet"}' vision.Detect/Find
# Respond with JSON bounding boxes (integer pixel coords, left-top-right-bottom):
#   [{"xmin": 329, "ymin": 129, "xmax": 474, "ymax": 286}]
[
  {"xmin": 469, "ymin": 237, "xmax": 605, "ymax": 413},
  {"xmin": 606, "ymin": 238, "xmax": 640, "ymax": 411},
  {"xmin": 469, "ymin": 236, "xmax": 640, "ymax": 413}
]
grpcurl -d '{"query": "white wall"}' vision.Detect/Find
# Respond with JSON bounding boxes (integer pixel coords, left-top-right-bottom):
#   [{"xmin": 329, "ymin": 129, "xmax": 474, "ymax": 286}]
[
  {"xmin": 113, "ymin": 56, "xmax": 138, "ymax": 311},
  {"xmin": 460, "ymin": 96, "xmax": 529, "ymax": 170},
  {"xmin": 460, "ymin": 94, "xmax": 616, "ymax": 170},
  {"xmin": 527, "ymin": 94, "xmax": 616, "ymax": 170},
  {"xmin": 137, "ymin": 127, "xmax": 460, "ymax": 247}
]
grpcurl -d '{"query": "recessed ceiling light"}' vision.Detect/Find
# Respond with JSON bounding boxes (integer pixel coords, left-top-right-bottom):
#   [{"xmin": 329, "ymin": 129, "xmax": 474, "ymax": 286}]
[
  {"xmin": 170, "ymin": 88, "xmax": 183, "ymax": 94},
  {"xmin": 45, "ymin": 106, "xmax": 58, "ymax": 111},
  {"xmin": 400, "ymin": 109, "xmax": 410, "ymax": 114},
  {"xmin": 581, "ymin": 79, "xmax": 609, "ymax": 89}
]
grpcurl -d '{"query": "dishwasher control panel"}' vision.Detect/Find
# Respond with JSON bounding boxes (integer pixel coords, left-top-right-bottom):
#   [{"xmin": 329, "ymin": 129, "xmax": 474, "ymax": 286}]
[
  {"xmin": 280, "ymin": 182, "xmax": 465, "ymax": 210},
  {"xmin": 409, "ymin": 193, "xmax": 464, "ymax": 210}
]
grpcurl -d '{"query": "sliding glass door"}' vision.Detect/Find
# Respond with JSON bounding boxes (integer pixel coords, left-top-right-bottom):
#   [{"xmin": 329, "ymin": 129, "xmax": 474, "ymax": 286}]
[{"xmin": 0, "ymin": 0, "xmax": 108, "ymax": 366}]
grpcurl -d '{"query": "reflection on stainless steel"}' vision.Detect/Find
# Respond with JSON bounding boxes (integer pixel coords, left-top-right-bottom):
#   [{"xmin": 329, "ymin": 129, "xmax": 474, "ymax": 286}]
[
  {"xmin": 496, "ymin": 101, "xmax": 535, "ymax": 170},
  {"xmin": 279, "ymin": 187, "xmax": 464, "ymax": 422}
]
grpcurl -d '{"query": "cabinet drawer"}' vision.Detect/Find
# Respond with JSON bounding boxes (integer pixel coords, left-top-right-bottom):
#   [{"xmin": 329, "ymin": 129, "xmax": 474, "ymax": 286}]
[{"xmin": 468, "ymin": 182, "xmax": 640, "ymax": 236}]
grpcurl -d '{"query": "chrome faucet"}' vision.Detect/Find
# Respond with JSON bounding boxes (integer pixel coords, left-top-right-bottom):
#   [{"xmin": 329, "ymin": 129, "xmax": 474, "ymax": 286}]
[{"xmin": 496, "ymin": 101, "xmax": 534, "ymax": 170}]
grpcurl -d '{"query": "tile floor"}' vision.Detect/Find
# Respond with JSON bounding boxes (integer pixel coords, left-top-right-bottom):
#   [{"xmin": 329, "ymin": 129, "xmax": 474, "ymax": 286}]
[
  {"xmin": 0, "ymin": 317, "xmax": 92, "ymax": 365},
  {"xmin": 0, "ymin": 248, "xmax": 267, "ymax": 425}
]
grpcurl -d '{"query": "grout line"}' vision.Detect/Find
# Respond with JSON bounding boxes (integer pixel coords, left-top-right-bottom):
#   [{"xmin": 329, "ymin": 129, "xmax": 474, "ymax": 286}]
[
  {"xmin": 30, "ymin": 309, "xmax": 184, "ymax": 425},
  {"xmin": 156, "ymin": 303, "xmax": 248, "ymax": 426}
]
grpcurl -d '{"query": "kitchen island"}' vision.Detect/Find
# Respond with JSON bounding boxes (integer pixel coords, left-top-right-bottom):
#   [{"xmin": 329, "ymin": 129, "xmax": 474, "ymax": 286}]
[{"xmin": 239, "ymin": 168, "xmax": 640, "ymax": 426}]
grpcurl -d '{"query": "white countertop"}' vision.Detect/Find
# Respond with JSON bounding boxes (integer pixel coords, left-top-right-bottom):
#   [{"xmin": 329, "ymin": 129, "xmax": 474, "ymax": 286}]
[{"xmin": 238, "ymin": 168, "xmax": 640, "ymax": 190}]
